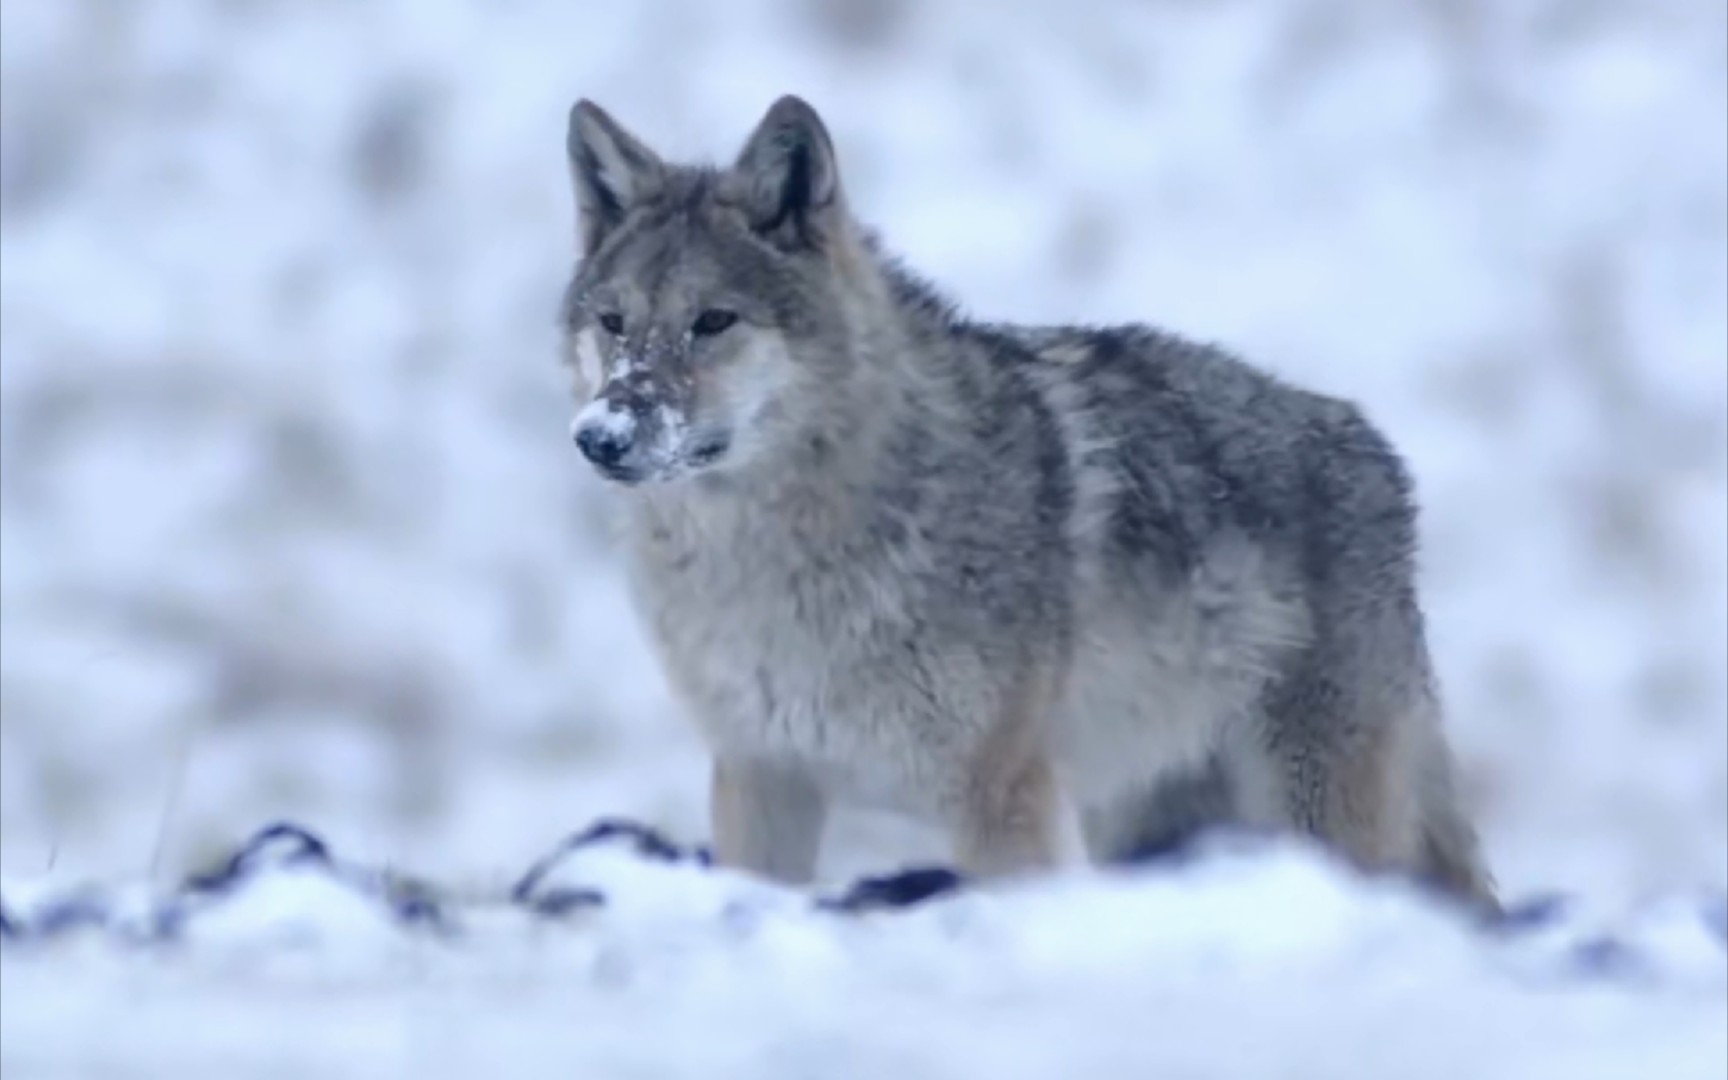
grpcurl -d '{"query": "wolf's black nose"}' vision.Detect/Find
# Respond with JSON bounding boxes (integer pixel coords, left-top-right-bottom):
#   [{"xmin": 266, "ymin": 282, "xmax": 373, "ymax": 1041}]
[{"xmin": 574, "ymin": 419, "xmax": 633, "ymax": 468}]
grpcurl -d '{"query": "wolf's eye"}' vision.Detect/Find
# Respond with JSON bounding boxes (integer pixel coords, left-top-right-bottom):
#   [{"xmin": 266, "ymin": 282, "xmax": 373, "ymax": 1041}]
[
  {"xmin": 597, "ymin": 312, "xmax": 625, "ymax": 336},
  {"xmin": 691, "ymin": 309, "xmax": 738, "ymax": 337}
]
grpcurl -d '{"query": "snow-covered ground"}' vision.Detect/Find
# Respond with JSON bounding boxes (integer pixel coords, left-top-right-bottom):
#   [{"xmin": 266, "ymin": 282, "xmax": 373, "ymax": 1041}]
[
  {"xmin": 1, "ymin": 0, "xmax": 1724, "ymax": 1074},
  {"xmin": 3, "ymin": 821, "xmax": 1724, "ymax": 1079}
]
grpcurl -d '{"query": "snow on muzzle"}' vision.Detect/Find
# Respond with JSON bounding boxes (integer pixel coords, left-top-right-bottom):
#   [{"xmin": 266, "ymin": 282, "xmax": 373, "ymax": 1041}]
[{"xmin": 569, "ymin": 375, "xmax": 700, "ymax": 483}]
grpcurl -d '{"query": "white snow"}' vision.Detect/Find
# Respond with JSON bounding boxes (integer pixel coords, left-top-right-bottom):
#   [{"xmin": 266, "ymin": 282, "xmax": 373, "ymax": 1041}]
[
  {"xmin": 2, "ymin": 843, "xmax": 1723, "ymax": 1079},
  {"xmin": 650, "ymin": 402, "xmax": 693, "ymax": 467},
  {"xmin": 0, "ymin": 0, "xmax": 1724, "ymax": 1074},
  {"xmin": 571, "ymin": 396, "xmax": 639, "ymax": 446}
]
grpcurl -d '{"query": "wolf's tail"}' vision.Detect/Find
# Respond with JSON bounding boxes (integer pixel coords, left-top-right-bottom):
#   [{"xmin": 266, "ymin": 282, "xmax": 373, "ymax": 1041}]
[{"xmin": 1412, "ymin": 709, "xmax": 1500, "ymax": 916}]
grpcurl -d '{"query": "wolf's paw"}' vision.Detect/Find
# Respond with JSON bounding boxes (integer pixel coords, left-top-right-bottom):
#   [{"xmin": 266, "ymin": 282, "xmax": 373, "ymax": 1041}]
[{"xmin": 818, "ymin": 866, "xmax": 965, "ymax": 914}]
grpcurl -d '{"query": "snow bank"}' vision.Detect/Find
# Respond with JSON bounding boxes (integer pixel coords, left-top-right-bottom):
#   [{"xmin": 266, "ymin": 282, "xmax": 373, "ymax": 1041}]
[{"xmin": 2, "ymin": 822, "xmax": 1723, "ymax": 1079}]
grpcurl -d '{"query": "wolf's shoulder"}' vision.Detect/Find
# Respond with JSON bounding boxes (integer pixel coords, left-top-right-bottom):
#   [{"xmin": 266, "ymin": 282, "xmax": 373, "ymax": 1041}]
[
  {"xmin": 864, "ymin": 236, "xmax": 1370, "ymax": 438},
  {"xmin": 985, "ymin": 319, "xmax": 1414, "ymax": 509},
  {"xmin": 984, "ymin": 321, "xmax": 1356, "ymax": 426}
]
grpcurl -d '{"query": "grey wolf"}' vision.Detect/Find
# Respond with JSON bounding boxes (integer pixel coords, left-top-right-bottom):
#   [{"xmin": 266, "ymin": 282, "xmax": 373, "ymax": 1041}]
[{"xmin": 555, "ymin": 94, "xmax": 1497, "ymax": 910}]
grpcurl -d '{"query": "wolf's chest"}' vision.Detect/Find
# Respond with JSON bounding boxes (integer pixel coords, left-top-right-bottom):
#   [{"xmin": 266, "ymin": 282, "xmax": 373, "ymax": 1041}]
[{"xmin": 624, "ymin": 521, "xmax": 914, "ymax": 761}]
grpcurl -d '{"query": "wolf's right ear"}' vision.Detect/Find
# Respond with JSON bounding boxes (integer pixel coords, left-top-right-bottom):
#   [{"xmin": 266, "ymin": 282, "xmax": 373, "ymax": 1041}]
[
  {"xmin": 731, "ymin": 95, "xmax": 844, "ymax": 250},
  {"xmin": 567, "ymin": 100, "xmax": 663, "ymax": 255}
]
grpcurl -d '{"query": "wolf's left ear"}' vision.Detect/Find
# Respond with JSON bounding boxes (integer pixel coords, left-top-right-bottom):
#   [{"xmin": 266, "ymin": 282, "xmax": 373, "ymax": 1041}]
[
  {"xmin": 568, "ymin": 100, "xmax": 664, "ymax": 256},
  {"xmin": 732, "ymin": 96, "xmax": 844, "ymax": 249}
]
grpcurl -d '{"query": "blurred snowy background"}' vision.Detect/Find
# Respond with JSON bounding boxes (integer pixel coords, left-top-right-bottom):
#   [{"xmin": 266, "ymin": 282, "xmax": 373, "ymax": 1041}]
[{"xmin": 0, "ymin": 0, "xmax": 1723, "ymax": 910}]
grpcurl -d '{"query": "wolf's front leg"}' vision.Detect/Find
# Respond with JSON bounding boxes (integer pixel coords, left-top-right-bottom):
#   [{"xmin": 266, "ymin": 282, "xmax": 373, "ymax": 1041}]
[
  {"xmin": 946, "ymin": 668, "xmax": 1083, "ymax": 878},
  {"xmin": 950, "ymin": 752, "xmax": 1084, "ymax": 879},
  {"xmin": 709, "ymin": 756, "xmax": 828, "ymax": 885}
]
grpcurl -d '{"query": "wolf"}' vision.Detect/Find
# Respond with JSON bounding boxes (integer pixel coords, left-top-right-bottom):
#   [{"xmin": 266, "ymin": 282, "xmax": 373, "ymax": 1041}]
[{"xmin": 556, "ymin": 94, "xmax": 1497, "ymax": 910}]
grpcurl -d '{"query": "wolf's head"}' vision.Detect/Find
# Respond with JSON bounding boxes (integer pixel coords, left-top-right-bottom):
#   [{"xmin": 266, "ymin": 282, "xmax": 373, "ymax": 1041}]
[{"xmin": 559, "ymin": 96, "xmax": 872, "ymax": 486}]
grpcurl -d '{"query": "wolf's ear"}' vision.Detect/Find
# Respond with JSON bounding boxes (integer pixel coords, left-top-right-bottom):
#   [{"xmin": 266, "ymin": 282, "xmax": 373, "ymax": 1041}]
[
  {"xmin": 567, "ymin": 100, "xmax": 663, "ymax": 255},
  {"xmin": 731, "ymin": 95, "xmax": 844, "ymax": 250}
]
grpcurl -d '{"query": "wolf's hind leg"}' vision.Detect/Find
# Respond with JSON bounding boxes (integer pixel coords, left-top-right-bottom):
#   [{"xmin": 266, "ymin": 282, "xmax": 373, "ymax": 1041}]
[
  {"xmin": 1251, "ymin": 637, "xmax": 1498, "ymax": 910},
  {"xmin": 1246, "ymin": 653, "xmax": 1427, "ymax": 877}
]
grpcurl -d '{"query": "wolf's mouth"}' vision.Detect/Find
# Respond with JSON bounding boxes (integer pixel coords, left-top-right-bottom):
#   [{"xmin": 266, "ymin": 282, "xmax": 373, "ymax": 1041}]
[
  {"xmin": 590, "ymin": 439, "xmax": 729, "ymax": 486},
  {"xmin": 592, "ymin": 460, "xmax": 647, "ymax": 486}
]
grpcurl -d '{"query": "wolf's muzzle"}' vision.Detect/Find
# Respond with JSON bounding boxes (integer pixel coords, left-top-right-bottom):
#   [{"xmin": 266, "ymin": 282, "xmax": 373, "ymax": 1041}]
[
  {"xmin": 572, "ymin": 397, "xmax": 640, "ymax": 474},
  {"xmin": 574, "ymin": 421, "xmax": 632, "ymax": 470}
]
